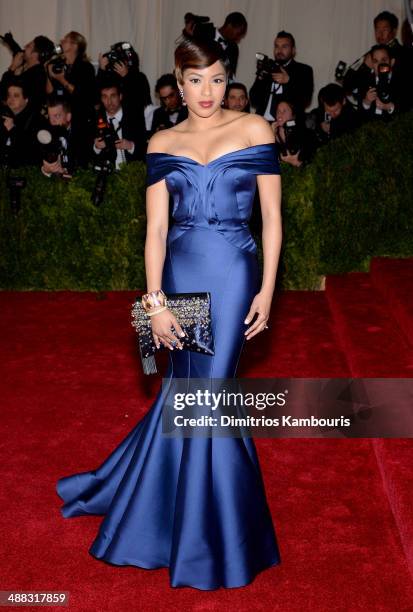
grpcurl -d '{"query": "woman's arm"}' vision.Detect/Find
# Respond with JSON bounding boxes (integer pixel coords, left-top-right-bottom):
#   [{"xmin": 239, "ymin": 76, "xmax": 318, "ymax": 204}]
[
  {"xmin": 144, "ymin": 178, "xmax": 169, "ymax": 293},
  {"xmin": 257, "ymin": 172, "xmax": 282, "ymax": 299},
  {"xmin": 144, "ymin": 133, "xmax": 185, "ymax": 349},
  {"xmin": 244, "ymin": 115, "xmax": 282, "ymax": 340}
]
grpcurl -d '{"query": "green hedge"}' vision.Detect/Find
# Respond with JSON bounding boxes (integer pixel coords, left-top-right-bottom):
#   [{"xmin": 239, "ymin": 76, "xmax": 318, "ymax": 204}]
[
  {"xmin": 1, "ymin": 111, "xmax": 412, "ymax": 291},
  {"xmin": 278, "ymin": 110, "xmax": 413, "ymax": 289},
  {"xmin": 0, "ymin": 162, "xmax": 147, "ymax": 290}
]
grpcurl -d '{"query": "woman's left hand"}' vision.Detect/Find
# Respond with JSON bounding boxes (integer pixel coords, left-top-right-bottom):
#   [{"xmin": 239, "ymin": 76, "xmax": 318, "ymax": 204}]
[{"xmin": 244, "ymin": 291, "xmax": 272, "ymax": 340}]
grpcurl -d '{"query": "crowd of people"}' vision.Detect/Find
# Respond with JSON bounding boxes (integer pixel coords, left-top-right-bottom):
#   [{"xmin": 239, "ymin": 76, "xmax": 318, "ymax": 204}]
[{"xmin": 0, "ymin": 9, "xmax": 412, "ymax": 180}]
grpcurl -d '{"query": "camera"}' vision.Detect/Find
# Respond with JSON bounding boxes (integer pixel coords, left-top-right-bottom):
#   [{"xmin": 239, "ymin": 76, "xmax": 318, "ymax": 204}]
[
  {"xmin": 283, "ymin": 120, "xmax": 301, "ymax": 156},
  {"xmin": 0, "ymin": 31, "xmax": 22, "ymax": 56},
  {"xmin": 48, "ymin": 44, "xmax": 66, "ymax": 74},
  {"xmin": 1, "ymin": 104, "xmax": 14, "ymax": 121},
  {"xmin": 91, "ymin": 116, "xmax": 118, "ymax": 205},
  {"xmin": 92, "ymin": 159, "xmax": 114, "ymax": 206},
  {"xmin": 37, "ymin": 127, "xmax": 73, "ymax": 175},
  {"xmin": 334, "ymin": 60, "xmax": 347, "ymax": 82},
  {"xmin": 96, "ymin": 116, "xmax": 118, "ymax": 160},
  {"xmin": 376, "ymin": 63, "xmax": 392, "ymax": 103},
  {"xmin": 102, "ymin": 42, "xmax": 137, "ymax": 71},
  {"xmin": 255, "ymin": 53, "xmax": 281, "ymax": 78}
]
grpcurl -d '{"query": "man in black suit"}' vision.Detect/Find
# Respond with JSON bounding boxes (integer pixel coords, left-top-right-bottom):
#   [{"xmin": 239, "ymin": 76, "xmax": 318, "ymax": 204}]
[
  {"xmin": 40, "ymin": 96, "xmax": 91, "ymax": 177},
  {"xmin": 0, "ymin": 79, "xmax": 46, "ymax": 167},
  {"xmin": 186, "ymin": 12, "xmax": 248, "ymax": 80},
  {"xmin": 0, "ymin": 35, "xmax": 55, "ymax": 113},
  {"xmin": 150, "ymin": 73, "xmax": 188, "ymax": 135},
  {"xmin": 344, "ymin": 11, "xmax": 412, "ymax": 103},
  {"xmin": 357, "ymin": 45, "xmax": 410, "ymax": 120},
  {"xmin": 93, "ymin": 79, "xmax": 146, "ymax": 168},
  {"xmin": 249, "ymin": 31, "xmax": 314, "ymax": 120},
  {"xmin": 307, "ymin": 83, "xmax": 362, "ymax": 145}
]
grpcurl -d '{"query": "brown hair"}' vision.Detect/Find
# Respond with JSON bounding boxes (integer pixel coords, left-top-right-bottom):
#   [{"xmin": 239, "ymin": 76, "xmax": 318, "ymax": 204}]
[
  {"xmin": 174, "ymin": 35, "xmax": 230, "ymax": 85},
  {"xmin": 65, "ymin": 31, "xmax": 88, "ymax": 60}
]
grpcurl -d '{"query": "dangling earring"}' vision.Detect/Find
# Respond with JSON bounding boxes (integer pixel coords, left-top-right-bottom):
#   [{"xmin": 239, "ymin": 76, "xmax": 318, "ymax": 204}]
[
  {"xmin": 179, "ymin": 89, "xmax": 187, "ymax": 106},
  {"xmin": 221, "ymin": 97, "xmax": 225, "ymax": 107}
]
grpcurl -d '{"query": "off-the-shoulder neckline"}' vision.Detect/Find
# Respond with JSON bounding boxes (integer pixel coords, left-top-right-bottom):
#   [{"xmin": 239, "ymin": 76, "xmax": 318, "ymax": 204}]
[{"xmin": 146, "ymin": 142, "xmax": 276, "ymax": 168}]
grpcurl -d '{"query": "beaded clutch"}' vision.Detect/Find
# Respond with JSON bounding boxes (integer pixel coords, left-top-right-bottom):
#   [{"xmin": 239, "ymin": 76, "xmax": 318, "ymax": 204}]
[{"xmin": 131, "ymin": 292, "xmax": 215, "ymax": 374}]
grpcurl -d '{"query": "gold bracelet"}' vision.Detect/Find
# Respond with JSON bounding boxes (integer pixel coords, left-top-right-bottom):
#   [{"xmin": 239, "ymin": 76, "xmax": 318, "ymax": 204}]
[
  {"xmin": 142, "ymin": 289, "xmax": 166, "ymax": 312},
  {"xmin": 146, "ymin": 306, "xmax": 168, "ymax": 317}
]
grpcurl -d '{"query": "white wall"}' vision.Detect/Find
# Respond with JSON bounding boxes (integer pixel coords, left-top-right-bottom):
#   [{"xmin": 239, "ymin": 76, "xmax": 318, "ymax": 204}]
[{"xmin": 0, "ymin": 0, "xmax": 406, "ymax": 108}]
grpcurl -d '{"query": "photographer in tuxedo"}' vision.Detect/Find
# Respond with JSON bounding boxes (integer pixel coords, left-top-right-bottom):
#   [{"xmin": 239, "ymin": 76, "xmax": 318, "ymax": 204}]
[
  {"xmin": 45, "ymin": 31, "xmax": 96, "ymax": 137},
  {"xmin": 307, "ymin": 84, "xmax": 362, "ymax": 145},
  {"xmin": 97, "ymin": 43, "xmax": 151, "ymax": 121},
  {"xmin": 0, "ymin": 35, "xmax": 54, "ymax": 113},
  {"xmin": 93, "ymin": 79, "xmax": 146, "ymax": 169},
  {"xmin": 271, "ymin": 98, "xmax": 317, "ymax": 167},
  {"xmin": 184, "ymin": 11, "xmax": 248, "ymax": 80},
  {"xmin": 357, "ymin": 45, "xmax": 409, "ymax": 120},
  {"xmin": 344, "ymin": 11, "xmax": 412, "ymax": 102},
  {"xmin": 249, "ymin": 31, "xmax": 314, "ymax": 121},
  {"xmin": 0, "ymin": 80, "xmax": 46, "ymax": 167},
  {"xmin": 40, "ymin": 97, "xmax": 91, "ymax": 178},
  {"xmin": 150, "ymin": 73, "xmax": 188, "ymax": 135}
]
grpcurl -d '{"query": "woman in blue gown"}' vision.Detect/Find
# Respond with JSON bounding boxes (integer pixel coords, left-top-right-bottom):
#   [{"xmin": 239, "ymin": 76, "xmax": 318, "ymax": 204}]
[{"xmin": 56, "ymin": 35, "xmax": 283, "ymax": 590}]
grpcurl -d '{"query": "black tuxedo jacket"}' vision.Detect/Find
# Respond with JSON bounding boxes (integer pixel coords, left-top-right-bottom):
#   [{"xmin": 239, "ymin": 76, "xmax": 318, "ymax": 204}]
[
  {"xmin": 96, "ymin": 106, "xmax": 147, "ymax": 162},
  {"xmin": 249, "ymin": 59, "xmax": 314, "ymax": 115},
  {"xmin": 150, "ymin": 106, "xmax": 188, "ymax": 135},
  {"xmin": 0, "ymin": 103, "xmax": 47, "ymax": 167},
  {"xmin": 356, "ymin": 66, "xmax": 411, "ymax": 116},
  {"xmin": 0, "ymin": 64, "xmax": 47, "ymax": 113}
]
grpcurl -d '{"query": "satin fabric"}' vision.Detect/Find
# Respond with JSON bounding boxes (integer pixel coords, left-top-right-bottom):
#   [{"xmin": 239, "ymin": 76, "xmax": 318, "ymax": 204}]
[{"xmin": 56, "ymin": 142, "xmax": 282, "ymax": 590}]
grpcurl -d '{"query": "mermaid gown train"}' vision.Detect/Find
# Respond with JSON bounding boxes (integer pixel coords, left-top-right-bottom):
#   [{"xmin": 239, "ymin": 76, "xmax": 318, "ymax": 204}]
[{"xmin": 56, "ymin": 142, "xmax": 282, "ymax": 590}]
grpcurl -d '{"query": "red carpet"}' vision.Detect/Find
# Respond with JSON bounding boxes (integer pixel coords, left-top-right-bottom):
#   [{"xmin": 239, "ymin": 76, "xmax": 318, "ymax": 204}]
[{"xmin": 1, "ymin": 257, "xmax": 413, "ymax": 611}]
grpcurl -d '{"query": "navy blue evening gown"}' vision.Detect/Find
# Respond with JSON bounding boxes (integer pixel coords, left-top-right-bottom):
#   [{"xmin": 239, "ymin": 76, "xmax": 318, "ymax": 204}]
[{"xmin": 56, "ymin": 142, "xmax": 282, "ymax": 590}]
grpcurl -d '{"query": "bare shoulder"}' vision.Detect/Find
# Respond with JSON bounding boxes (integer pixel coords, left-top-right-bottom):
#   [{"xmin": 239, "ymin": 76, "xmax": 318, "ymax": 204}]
[
  {"xmin": 147, "ymin": 129, "xmax": 175, "ymax": 154},
  {"xmin": 243, "ymin": 114, "xmax": 275, "ymax": 146}
]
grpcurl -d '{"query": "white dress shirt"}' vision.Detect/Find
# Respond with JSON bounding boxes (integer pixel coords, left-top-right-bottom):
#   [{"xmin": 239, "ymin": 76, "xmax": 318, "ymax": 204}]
[{"xmin": 263, "ymin": 58, "xmax": 292, "ymax": 121}]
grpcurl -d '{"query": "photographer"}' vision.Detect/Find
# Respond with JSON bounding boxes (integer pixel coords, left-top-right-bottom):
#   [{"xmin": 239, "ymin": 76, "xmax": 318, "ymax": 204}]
[
  {"xmin": 150, "ymin": 73, "xmax": 188, "ymax": 135},
  {"xmin": 307, "ymin": 83, "xmax": 362, "ymax": 145},
  {"xmin": 249, "ymin": 31, "xmax": 314, "ymax": 120},
  {"xmin": 45, "ymin": 31, "xmax": 96, "ymax": 134},
  {"xmin": 224, "ymin": 82, "xmax": 250, "ymax": 112},
  {"xmin": 93, "ymin": 79, "xmax": 146, "ymax": 170},
  {"xmin": 271, "ymin": 98, "xmax": 316, "ymax": 167},
  {"xmin": 343, "ymin": 12, "xmax": 412, "ymax": 101},
  {"xmin": 0, "ymin": 35, "xmax": 54, "ymax": 112},
  {"xmin": 357, "ymin": 45, "xmax": 408, "ymax": 120},
  {"xmin": 184, "ymin": 12, "xmax": 248, "ymax": 80},
  {"xmin": 0, "ymin": 80, "xmax": 46, "ymax": 167},
  {"xmin": 97, "ymin": 43, "xmax": 151, "ymax": 120},
  {"xmin": 40, "ymin": 97, "xmax": 91, "ymax": 178}
]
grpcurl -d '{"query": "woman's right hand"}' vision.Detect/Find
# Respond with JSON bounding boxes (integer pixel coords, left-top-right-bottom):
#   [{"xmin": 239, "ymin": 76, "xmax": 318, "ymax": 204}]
[{"xmin": 151, "ymin": 308, "xmax": 185, "ymax": 350}]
